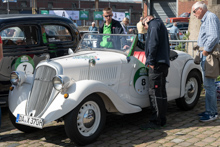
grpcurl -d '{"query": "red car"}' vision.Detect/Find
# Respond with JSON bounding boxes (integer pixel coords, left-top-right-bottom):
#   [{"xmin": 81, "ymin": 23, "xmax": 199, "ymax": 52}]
[{"xmin": 166, "ymin": 12, "xmax": 190, "ymax": 23}]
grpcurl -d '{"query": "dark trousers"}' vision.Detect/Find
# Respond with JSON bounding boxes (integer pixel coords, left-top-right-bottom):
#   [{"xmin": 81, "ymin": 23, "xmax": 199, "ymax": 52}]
[{"xmin": 148, "ymin": 63, "xmax": 169, "ymax": 126}]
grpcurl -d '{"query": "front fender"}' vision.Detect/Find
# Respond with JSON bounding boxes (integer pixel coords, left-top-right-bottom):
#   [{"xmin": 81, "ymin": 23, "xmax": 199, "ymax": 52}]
[
  {"xmin": 41, "ymin": 80, "xmax": 142, "ymax": 124},
  {"xmin": 180, "ymin": 59, "xmax": 202, "ymax": 97}
]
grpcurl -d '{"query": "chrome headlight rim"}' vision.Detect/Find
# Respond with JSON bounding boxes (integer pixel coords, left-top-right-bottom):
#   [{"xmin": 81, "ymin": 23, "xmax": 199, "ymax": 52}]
[
  {"xmin": 10, "ymin": 71, "xmax": 20, "ymax": 86},
  {"xmin": 52, "ymin": 76, "xmax": 64, "ymax": 91}
]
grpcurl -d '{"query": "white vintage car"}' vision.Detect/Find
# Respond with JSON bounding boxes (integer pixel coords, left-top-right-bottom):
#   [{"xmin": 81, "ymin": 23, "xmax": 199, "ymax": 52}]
[{"xmin": 8, "ymin": 33, "xmax": 202, "ymax": 145}]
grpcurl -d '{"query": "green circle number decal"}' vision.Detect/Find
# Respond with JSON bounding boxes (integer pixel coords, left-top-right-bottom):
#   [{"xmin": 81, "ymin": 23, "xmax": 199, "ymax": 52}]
[
  {"xmin": 15, "ymin": 55, "xmax": 35, "ymax": 74},
  {"xmin": 133, "ymin": 67, "xmax": 148, "ymax": 95}
]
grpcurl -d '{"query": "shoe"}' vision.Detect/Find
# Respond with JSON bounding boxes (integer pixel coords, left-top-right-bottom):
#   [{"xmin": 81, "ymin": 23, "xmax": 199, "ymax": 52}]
[
  {"xmin": 140, "ymin": 122, "xmax": 161, "ymax": 130},
  {"xmin": 198, "ymin": 112, "xmax": 218, "ymax": 118},
  {"xmin": 200, "ymin": 113, "xmax": 218, "ymax": 122}
]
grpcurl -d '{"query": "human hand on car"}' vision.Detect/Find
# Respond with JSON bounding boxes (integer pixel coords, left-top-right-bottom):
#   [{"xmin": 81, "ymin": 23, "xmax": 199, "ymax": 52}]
[{"xmin": 123, "ymin": 45, "xmax": 130, "ymax": 50}]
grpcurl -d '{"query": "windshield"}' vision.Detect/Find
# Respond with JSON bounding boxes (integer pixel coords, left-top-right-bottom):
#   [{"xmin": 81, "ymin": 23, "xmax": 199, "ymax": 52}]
[
  {"xmin": 76, "ymin": 33, "xmax": 137, "ymax": 55},
  {"xmin": 179, "ymin": 12, "xmax": 190, "ymax": 17}
]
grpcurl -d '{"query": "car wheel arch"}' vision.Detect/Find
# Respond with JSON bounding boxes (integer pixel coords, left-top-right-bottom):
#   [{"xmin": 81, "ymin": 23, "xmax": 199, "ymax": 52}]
[{"xmin": 180, "ymin": 60, "xmax": 202, "ymax": 98}]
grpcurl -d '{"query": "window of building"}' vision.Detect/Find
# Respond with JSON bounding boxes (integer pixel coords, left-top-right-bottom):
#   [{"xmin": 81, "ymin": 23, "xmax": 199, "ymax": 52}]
[
  {"xmin": 48, "ymin": 2, "xmax": 53, "ymax": 9},
  {"xmin": 21, "ymin": 1, "xmax": 27, "ymax": 8},
  {"xmin": 72, "ymin": 3, "xmax": 77, "ymax": 9}
]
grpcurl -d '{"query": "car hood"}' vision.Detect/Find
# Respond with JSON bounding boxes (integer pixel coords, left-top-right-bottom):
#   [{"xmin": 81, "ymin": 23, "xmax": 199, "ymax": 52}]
[{"xmin": 50, "ymin": 51, "xmax": 127, "ymax": 80}]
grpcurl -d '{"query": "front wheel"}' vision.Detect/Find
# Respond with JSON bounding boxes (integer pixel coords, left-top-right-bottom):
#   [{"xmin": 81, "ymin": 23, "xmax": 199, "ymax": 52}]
[
  {"xmin": 176, "ymin": 71, "xmax": 202, "ymax": 110},
  {"xmin": 64, "ymin": 94, "xmax": 106, "ymax": 145}
]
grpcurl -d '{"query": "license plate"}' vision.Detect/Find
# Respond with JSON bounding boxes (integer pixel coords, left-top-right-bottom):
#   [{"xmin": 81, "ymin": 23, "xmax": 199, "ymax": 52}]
[{"xmin": 16, "ymin": 114, "xmax": 44, "ymax": 129}]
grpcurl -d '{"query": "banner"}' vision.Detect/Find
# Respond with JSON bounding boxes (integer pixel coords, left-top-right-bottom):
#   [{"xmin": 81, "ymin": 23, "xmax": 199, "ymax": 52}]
[
  {"xmin": 2, "ymin": 0, "xmax": 17, "ymax": 2},
  {"xmin": 49, "ymin": 10, "xmax": 79, "ymax": 20},
  {"xmin": 94, "ymin": 11, "xmax": 103, "ymax": 20},
  {"xmin": 125, "ymin": 12, "xmax": 130, "ymax": 20},
  {"xmin": 112, "ymin": 12, "xmax": 125, "ymax": 22},
  {"xmin": 80, "ymin": 11, "xmax": 89, "ymax": 20},
  {"xmin": 41, "ymin": 10, "xmax": 49, "ymax": 14}
]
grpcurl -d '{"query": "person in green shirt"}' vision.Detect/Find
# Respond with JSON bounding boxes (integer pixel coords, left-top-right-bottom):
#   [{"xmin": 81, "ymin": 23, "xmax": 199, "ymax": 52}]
[{"xmin": 98, "ymin": 7, "xmax": 129, "ymax": 50}]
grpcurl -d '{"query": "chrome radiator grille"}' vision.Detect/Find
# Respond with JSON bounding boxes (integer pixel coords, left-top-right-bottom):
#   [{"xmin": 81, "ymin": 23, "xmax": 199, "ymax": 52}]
[{"xmin": 27, "ymin": 66, "xmax": 56, "ymax": 117}]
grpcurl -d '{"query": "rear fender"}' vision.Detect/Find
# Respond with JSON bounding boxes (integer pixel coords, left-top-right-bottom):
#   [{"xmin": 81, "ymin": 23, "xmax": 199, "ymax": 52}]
[{"xmin": 180, "ymin": 60, "xmax": 202, "ymax": 97}]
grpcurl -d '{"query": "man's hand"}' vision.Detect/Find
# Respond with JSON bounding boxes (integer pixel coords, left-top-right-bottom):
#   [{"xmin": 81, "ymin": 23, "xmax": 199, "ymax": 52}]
[
  {"xmin": 202, "ymin": 50, "xmax": 209, "ymax": 56},
  {"xmin": 123, "ymin": 45, "xmax": 130, "ymax": 50},
  {"xmin": 149, "ymin": 65, "xmax": 154, "ymax": 69}
]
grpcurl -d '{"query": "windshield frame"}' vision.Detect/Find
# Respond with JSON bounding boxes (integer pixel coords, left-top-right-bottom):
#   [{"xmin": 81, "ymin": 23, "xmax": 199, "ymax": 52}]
[{"xmin": 76, "ymin": 33, "xmax": 137, "ymax": 56}]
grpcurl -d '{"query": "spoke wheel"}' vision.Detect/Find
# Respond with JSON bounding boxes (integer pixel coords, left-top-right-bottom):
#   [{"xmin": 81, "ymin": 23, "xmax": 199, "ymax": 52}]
[
  {"xmin": 64, "ymin": 94, "xmax": 106, "ymax": 145},
  {"xmin": 176, "ymin": 71, "xmax": 202, "ymax": 110}
]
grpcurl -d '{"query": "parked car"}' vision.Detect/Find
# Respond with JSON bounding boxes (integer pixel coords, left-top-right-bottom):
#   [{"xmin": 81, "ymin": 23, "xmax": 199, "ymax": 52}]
[
  {"xmin": 0, "ymin": 14, "xmax": 80, "ymax": 106},
  {"xmin": 9, "ymin": 33, "xmax": 202, "ymax": 145},
  {"xmin": 166, "ymin": 12, "xmax": 190, "ymax": 24}
]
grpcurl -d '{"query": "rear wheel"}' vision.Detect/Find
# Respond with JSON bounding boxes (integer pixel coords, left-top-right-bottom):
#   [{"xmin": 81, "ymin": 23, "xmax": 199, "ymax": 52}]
[
  {"xmin": 176, "ymin": 71, "xmax": 202, "ymax": 110},
  {"xmin": 64, "ymin": 94, "xmax": 106, "ymax": 146},
  {"xmin": 9, "ymin": 110, "xmax": 38, "ymax": 133}
]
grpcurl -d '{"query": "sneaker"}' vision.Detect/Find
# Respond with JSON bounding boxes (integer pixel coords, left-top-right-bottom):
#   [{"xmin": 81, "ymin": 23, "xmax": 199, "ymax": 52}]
[
  {"xmin": 140, "ymin": 122, "xmax": 161, "ymax": 130},
  {"xmin": 198, "ymin": 112, "xmax": 218, "ymax": 118},
  {"xmin": 198, "ymin": 111, "xmax": 208, "ymax": 117},
  {"xmin": 200, "ymin": 113, "xmax": 218, "ymax": 122}
]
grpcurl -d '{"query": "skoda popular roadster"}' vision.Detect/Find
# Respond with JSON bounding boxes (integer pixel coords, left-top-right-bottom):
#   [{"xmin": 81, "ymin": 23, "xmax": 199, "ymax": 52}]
[{"xmin": 8, "ymin": 33, "xmax": 202, "ymax": 145}]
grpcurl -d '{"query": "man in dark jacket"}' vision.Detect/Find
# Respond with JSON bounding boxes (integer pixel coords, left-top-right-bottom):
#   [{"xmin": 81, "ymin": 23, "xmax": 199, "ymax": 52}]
[
  {"xmin": 97, "ymin": 7, "xmax": 128, "ymax": 50},
  {"xmin": 140, "ymin": 15, "xmax": 170, "ymax": 130}
]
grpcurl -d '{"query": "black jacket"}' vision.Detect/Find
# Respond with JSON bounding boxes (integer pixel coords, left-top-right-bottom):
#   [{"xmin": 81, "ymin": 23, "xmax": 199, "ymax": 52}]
[
  {"xmin": 99, "ymin": 18, "xmax": 124, "ymax": 34},
  {"xmin": 145, "ymin": 18, "xmax": 170, "ymax": 67},
  {"xmin": 98, "ymin": 19, "xmax": 126, "ymax": 49}
]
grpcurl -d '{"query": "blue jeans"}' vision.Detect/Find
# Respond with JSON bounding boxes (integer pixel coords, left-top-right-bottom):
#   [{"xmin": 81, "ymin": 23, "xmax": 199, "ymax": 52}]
[
  {"xmin": 138, "ymin": 34, "xmax": 144, "ymax": 42},
  {"xmin": 201, "ymin": 55, "xmax": 217, "ymax": 115}
]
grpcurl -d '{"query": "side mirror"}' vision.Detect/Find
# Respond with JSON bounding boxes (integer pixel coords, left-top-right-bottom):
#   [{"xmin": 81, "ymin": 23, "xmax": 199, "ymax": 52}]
[{"xmin": 68, "ymin": 48, "xmax": 74, "ymax": 55}]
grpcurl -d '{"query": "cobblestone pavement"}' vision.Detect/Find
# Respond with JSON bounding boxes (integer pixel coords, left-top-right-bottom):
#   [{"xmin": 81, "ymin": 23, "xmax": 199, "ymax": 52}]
[{"xmin": 1, "ymin": 96, "xmax": 220, "ymax": 147}]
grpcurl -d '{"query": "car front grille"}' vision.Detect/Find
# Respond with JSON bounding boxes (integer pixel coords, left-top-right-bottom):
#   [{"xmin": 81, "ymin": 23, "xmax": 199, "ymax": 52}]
[{"xmin": 27, "ymin": 66, "xmax": 56, "ymax": 117}]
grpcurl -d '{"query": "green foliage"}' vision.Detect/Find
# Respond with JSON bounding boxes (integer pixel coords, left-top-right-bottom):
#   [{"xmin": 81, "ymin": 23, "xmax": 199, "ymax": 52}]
[
  {"xmin": 217, "ymin": 75, "xmax": 220, "ymax": 81},
  {"xmin": 175, "ymin": 32, "xmax": 190, "ymax": 52}
]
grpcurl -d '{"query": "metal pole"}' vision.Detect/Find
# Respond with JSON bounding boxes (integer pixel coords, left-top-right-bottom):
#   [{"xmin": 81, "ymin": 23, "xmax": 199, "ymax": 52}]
[
  {"xmin": 7, "ymin": 0, "xmax": 10, "ymax": 14},
  {"xmin": 95, "ymin": 0, "xmax": 99, "ymax": 27},
  {"xmin": 79, "ymin": 0, "xmax": 80, "ymax": 9}
]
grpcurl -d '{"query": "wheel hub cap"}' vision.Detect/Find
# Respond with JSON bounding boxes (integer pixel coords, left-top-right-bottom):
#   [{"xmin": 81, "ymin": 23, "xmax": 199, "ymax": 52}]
[{"xmin": 83, "ymin": 109, "xmax": 95, "ymax": 128}]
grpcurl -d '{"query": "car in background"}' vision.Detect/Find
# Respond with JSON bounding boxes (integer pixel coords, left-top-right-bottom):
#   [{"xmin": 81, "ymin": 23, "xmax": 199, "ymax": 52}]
[
  {"xmin": 166, "ymin": 12, "xmax": 190, "ymax": 24},
  {"xmin": 0, "ymin": 14, "xmax": 80, "ymax": 106}
]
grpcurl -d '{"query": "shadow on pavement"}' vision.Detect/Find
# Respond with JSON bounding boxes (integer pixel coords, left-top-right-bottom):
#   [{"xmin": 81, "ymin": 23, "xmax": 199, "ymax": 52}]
[{"xmin": 1, "ymin": 96, "xmax": 219, "ymax": 146}]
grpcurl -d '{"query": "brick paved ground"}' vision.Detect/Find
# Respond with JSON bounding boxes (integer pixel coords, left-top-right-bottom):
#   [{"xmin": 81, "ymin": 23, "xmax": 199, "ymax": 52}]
[{"xmin": 1, "ymin": 95, "xmax": 220, "ymax": 147}]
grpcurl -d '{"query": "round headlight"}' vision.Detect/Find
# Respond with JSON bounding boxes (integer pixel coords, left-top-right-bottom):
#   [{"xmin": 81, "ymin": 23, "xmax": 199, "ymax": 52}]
[
  {"xmin": 52, "ymin": 76, "xmax": 63, "ymax": 91},
  {"xmin": 10, "ymin": 71, "xmax": 20, "ymax": 85}
]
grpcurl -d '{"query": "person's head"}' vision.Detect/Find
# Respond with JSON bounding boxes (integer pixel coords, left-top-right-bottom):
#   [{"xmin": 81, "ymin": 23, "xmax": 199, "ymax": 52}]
[
  {"xmin": 103, "ymin": 7, "xmax": 113, "ymax": 24},
  {"xmin": 122, "ymin": 17, "xmax": 129, "ymax": 26},
  {"xmin": 192, "ymin": 1, "xmax": 208, "ymax": 19},
  {"xmin": 16, "ymin": 39, "xmax": 26, "ymax": 45},
  {"xmin": 140, "ymin": 17, "xmax": 143, "ymax": 22},
  {"xmin": 92, "ymin": 22, "xmax": 95, "ymax": 27},
  {"xmin": 142, "ymin": 15, "xmax": 154, "ymax": 30},
  {"xmin": 173, "ymin": 22, "xmax": 178, "ymax": 27}
]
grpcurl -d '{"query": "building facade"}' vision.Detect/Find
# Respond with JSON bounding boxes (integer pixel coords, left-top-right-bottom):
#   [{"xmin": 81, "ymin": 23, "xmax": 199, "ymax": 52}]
[{"xmin": 0, "ymin": 0, "xmax": 210, "ymax": 25}]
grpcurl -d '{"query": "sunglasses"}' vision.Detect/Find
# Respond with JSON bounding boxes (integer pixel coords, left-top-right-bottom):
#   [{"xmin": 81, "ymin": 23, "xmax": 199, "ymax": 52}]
[
  {"xmin": 104, "ymin": 15, "xmax": 112, "ymax": 18},
  {"xmin": 193, "ymin": 7, "xmax": 200, "ymax": 13}
]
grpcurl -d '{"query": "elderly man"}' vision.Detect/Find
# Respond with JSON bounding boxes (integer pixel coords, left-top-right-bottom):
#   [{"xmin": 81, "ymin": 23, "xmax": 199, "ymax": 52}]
[
  {"xmin": 192, "ymin": 1, "xmax": 220, "ymax": 122},
  {"xmin": 88, "ymin": 22, "xmax": 98, "ymax": 32}
]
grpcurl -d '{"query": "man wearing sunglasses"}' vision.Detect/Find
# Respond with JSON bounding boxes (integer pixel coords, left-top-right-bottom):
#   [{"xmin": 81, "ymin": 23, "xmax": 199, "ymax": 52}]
[
  {"xmin": 98, "ymin": 7, "xmax": 127, "ymax": 49},
  {"xmin": 140, "ymin": 15, "xmax": 170, "ymax": 130},
  {"xmin": 192, "ymin": 1, "xmax": 220, "ymax": 122}
]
